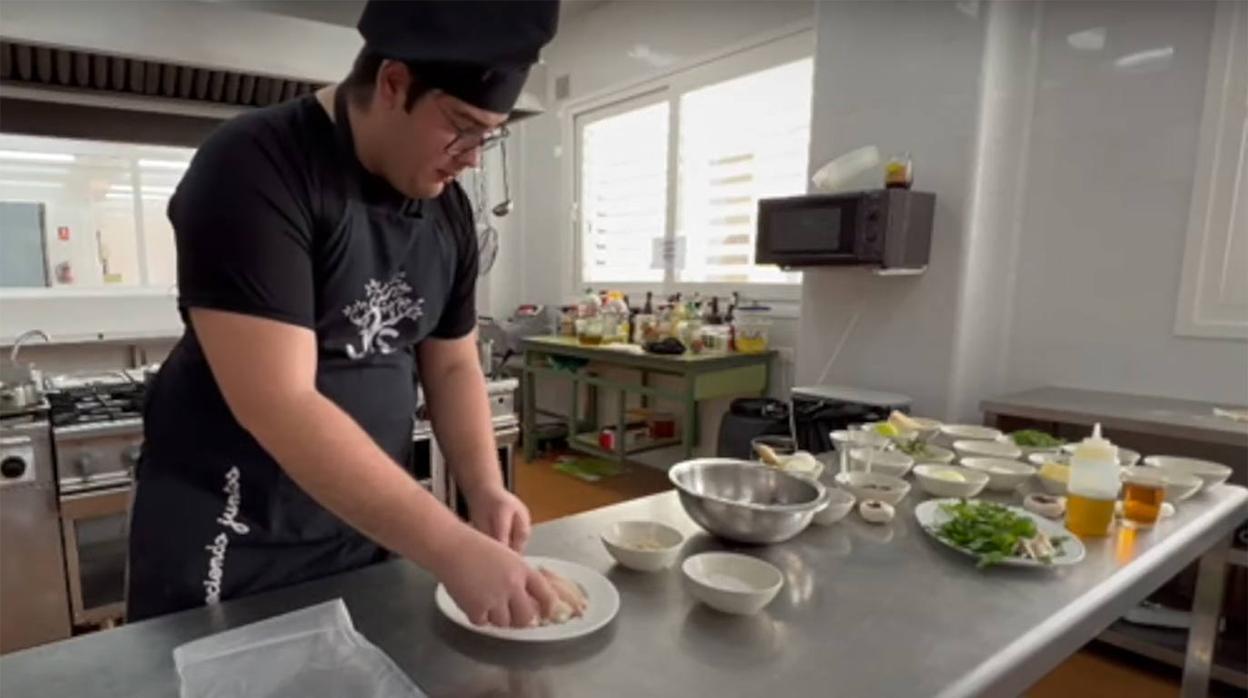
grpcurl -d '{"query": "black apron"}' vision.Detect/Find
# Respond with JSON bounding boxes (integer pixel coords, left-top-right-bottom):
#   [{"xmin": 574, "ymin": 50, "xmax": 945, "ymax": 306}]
[{"xmin": 127, "ymin": 90, "xmax": 460, "ymax": 622}]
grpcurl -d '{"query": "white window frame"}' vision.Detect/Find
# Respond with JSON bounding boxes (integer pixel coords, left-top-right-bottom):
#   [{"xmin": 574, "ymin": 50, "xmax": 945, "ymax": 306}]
[
  {"xmin": 1175, "ymin": 0, "xmax": 1248, "ymax": 339},
  {"xmin": 564, "ymin": 26, "xmax": 815, "ymax": 303}
]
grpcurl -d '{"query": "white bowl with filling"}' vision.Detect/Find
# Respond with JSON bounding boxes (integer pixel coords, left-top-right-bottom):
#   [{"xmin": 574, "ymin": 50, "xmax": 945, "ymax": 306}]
[
  {"xmin": 847, "ymin": 447, "xmax": 915, "ymax": 478},
  {"xmin": 960, "ymin": 457, "xmax": 1036, "ymax": 493},
  {"xmin": 912, "ymin": 464, "xmax": 990, "ymax": 498},
  {"xmin": 600, "ymin": 521, "xmax": 684, "ymax": 572},
  {"xmin": 834, "ymin": 471, "xmax": 911, "ymax": 505},
  {"xmin": 682, "ymin": 552, "xmax": 783, "ymax": 615},
  {"xmin": 1142, "ymin": 456, "xmax": 1232, "ymax": 489},
  {"xmin": 894, "ymin": 442, "xmax": 956, "ymax": 464},
  {"xmin": 937, "ymin": 424, "xmax": 1003, "ymax": 446},
  {"xmin": 1125, "ymin": 465, "xmax": 1206, "ymax": 501},
  {"xmin": 953, "ymin": 439, "xmax": 1023, "ymax": 461},
  {"xmin": 1061, "ymin": 442, "xmax": 1141, "ymax": 466}
]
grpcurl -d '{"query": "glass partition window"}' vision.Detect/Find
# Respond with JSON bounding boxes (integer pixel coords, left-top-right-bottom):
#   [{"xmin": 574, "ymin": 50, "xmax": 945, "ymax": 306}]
[{"xmin": 0, "ymin": 134, "xmax": 192, "ymax": 290}]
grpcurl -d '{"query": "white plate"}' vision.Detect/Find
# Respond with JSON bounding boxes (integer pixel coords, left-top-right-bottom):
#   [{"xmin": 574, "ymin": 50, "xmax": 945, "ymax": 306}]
[
  {"xmin": 434, "ymin": 556, "xmax": 620, "ymax": 642},
  {"xmin": 915, "ymin": 499, "xmax": 1086, "ymax": 568}
]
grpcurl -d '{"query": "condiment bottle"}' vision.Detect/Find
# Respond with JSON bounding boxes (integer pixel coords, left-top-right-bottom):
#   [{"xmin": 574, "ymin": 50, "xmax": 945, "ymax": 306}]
[{"xmin": 1065, "ymin": 423, "xmax": 1120, "ymax": 537}]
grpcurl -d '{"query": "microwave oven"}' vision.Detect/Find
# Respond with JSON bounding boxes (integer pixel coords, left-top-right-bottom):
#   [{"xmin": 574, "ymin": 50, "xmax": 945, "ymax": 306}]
[{"xmin": 755, "ymin": 189, "xmax": 935, "ymax": 269}]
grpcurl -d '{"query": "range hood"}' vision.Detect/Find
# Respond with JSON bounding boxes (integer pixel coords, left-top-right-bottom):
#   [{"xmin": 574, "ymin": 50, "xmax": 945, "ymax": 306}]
[{"xmin": 0, "ymin": 0, "xmax": 545, "ymax": 121}]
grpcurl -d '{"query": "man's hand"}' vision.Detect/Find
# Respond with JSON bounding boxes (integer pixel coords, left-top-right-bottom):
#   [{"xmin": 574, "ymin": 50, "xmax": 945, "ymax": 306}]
[
  {"xmin": 468, "ymin": 484, "xmax": 532, "ymax": 552},
  {"xmin": 436, "ymin": 526, "xmax": 555, "ymax": 628}
]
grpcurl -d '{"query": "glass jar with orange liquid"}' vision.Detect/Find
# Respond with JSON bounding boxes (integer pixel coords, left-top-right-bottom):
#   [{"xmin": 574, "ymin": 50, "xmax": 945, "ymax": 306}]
[
  {"xmin": 1121, "ymin": 470, "xmax": 1166, "ymax": 529},
  {"xmin": 1065, "ymin": 424, "xmax": 1120, "ymax": 537}
]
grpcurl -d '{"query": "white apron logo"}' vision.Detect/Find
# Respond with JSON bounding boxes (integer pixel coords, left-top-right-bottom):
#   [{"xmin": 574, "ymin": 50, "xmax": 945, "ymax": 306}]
[
  {"xmin": 342, "ymin": 272, "xmax": 424, "ymax": 359},
  {"xmin": 202, "ymin": 466, "xmax": 247, "ymax": 605}
]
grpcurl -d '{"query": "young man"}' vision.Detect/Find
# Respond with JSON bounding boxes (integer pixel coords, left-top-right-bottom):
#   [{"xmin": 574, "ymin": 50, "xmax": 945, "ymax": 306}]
[{"xmin": 127, "ymin": 1, "xmax": 567, "ymax": 629}]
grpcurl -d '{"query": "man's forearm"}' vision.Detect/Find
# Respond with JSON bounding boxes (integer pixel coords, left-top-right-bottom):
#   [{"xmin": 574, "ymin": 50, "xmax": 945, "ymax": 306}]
[
  {"xmin": 238, "ymin": 390, "xmax": 471, "ymax": 570},
  {"xmin": 421, "ymin": 358, "xmax": 503, "ymax": 500}
]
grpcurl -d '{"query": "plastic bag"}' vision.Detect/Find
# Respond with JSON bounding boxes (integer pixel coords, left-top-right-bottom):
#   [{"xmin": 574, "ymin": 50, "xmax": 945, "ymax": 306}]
[{"xmin": 174, "ymin": 599, "xmax": 424, "ymax": 698}]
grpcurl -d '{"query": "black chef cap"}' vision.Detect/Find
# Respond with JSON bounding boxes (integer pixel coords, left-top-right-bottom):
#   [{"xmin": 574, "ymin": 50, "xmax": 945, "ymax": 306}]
[{"xmin": 357, "ymin": 0, "xmax": 560, "ymax": 114}]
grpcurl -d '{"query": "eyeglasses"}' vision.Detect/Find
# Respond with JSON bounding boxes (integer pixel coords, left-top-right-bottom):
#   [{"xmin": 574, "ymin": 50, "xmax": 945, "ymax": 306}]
[{"xmin": 437, "ymin": 99, "xmax": 509, "ymax": 156}]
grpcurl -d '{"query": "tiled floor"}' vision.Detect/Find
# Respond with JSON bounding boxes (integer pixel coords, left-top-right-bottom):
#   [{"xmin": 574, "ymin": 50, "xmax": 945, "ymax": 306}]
[{"xmin": 514, "ymin": 453, "xmax": 1191, "ymax": 698}]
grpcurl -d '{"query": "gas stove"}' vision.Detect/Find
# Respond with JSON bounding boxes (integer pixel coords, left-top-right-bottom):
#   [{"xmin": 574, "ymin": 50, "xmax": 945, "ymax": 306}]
[{"xmin": 45, "ymin": 369, "xmax": 150, "ymax": 427}]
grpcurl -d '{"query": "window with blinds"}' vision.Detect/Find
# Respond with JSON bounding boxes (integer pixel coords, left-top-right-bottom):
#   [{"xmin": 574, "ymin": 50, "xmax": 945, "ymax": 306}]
[
  {"xmin": 578, "ymin": 101, "xmax": 669, "ymax": 284},
  {"xmin": 572, "ymin": 32, "xmax": 812, "ymax": 290},
  {"xmin": 676, "ymin": 59, "xmax": 811, "ymax": 284}
]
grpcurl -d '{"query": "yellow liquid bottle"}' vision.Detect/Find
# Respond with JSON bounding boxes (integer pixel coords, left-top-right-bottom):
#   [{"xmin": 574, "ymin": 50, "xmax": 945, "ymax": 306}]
[
  {"xmin": 1066, "ymin": 493, "xmax": 1116, "ymax": 537},
  {"xmin": 1064, "ymin": 423, "xmax": 1120, "ymax": 537}
]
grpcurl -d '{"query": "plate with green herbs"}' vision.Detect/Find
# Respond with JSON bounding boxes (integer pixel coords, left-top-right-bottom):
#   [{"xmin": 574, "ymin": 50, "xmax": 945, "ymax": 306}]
[{"xmin": 915, "ymin": 499, "xmax": 1084, "ymax": 568}]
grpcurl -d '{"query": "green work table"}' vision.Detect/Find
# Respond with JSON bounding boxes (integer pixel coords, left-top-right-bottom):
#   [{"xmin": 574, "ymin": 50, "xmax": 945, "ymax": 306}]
[{"xmin": 520, "ymin": 335, "xmax": 775, "ymax": 464}]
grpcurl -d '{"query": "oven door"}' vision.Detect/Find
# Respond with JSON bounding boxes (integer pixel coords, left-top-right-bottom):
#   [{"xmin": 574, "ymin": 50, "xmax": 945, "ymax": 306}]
[
  {"xmin": 59, "ymin": 485, "xmax": 130, "ymax": 627},
  {"xmin": 756, "ymin": 194, "xmax": 863, "ymax": 265}
]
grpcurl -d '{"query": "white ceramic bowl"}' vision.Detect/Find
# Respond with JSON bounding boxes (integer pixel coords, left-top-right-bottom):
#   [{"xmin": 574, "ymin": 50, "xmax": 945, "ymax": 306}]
[
  {"xmin": 834, "ymin": 471, "xmax": 911, "ymax": 505},
  {"xmin": 830, "ymin": 429, "xmax": 891, "ymax": 452},
  {"xmin": 600, "ymin": 521, "xmax": 685, "ymax": 572},
  {"xmin": 1061, "ymin": 443, "xmax": 1141, "ymax": 466},
  {"xmin": 953, "ymin": 439, "xmax": 1023, "ymax": 461},
  {"xmin": 912, "ymin": 464, "xmax": 990, "ymax": 498},
  {"xmin": 960, "ymin": 457, "xmax": 1036, "ymax": 493},
  {"xmin": 938, "ymin": 424, "xmax": 1003, "ymax": 445},
  {"xmin": 811, "ymin": 487, "xmax": 856, "ymax": 526},
  {"xmin": 1143, "ymin": 456, "xmax": 1232, "ymax": 490},
  {"xmin": 894, "ymin": 443, "xmax": 956, "ymax": 464},
  {"xmin": 1036, "ymin": 469, "xmax": 1069, "ymax": 495},
  {"xmin": 999, "ymin": 434, "xmax": 1065, "ymax": 457},
  {"xmin": 1121, "ymin": 467, "xmax": 1203, "ymax": 503},
  {"xmin": 847, "ymin": 447, "xmax": 915, "ymax": 478},
  {"xmin": 1028, "ymin": 452, "xmax": 1070, "ymax": 467},
  {"xmin": 862, "ymin": 417, "xmax": 943, "ymax": 440},
  {"xmin": 682, "ymin": 552, "xmax": 783, "ymax": 615}
]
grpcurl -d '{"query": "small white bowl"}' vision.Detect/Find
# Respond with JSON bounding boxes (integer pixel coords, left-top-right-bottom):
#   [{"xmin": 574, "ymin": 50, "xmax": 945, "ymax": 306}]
[
  {"xmin": 1143, "ymin": 456, "xmax": 1232, "ymax": 490},
  {"xmin": 601, "ymin": 521, "xmax": 684, "ymax": 572},
  {"xmin": 895, "ymin": 443, "xmax": 956, "ymax": 464},
  {"xmin": 862, "ymin": 417, "xmax": 942, "ymax": 440},
  {"xmin": 847, "ymin": 447, "xmax": 915, "ymax": 478},
  {"xmin": 830, "ymin": 429, "xmax": 891, "ymax": 452},
  {"xmin": 912, "ymin": 464, "xmax": 990, "ymax": 498},
  {"xmin": 1028, "ymin": 452, "xmax": 1071, "ymax": 467},
  {"xmin": 811, "ymin": 488, "xmax": 856, "ymax": 526},
  {"xmin": 938, "ymin": 424, "xmax": 1004, "ymax": 444},
  {"xmin": 1121, "ymin": 467, "xmax": 1203, "ymax": 503},
  {"xmin": 954, "ymin": 439, "xmax": 1023, "ymax": 461},
  {"xmin": 1061, "ymin": 443, "xmax": 1141, "ymax": 466},
  {"xmin": 682, "ymin": 552, "xmax": 783, "ymax": 615},
  {"xmin": 998, "ymin": 434, "xmax": 1064, "ymax": 457},
  {"xmin": 1036, "ymin": 470, "xmax": 1069, "ymax": 495},
  {"xmin": 835, "ymin": 471, "xmax": 911, "ymax": 505},
  {"xmin": 960, "ymin": 457, "xmax": 1036, "ymax": 493}
]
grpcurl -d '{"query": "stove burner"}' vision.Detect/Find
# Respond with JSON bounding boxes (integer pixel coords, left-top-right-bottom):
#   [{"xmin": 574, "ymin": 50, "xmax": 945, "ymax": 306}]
[{"xmin": 46, "ymin": 370, "xmax": 149, "ymax": 428}]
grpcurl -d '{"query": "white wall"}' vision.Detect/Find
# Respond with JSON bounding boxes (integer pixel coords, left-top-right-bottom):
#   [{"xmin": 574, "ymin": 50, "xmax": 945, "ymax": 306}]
[
  {"xmin": 798, "ymin": 0, "xmax": 1248, "ymax": 423},
  {"xmin": 798, "ymin": 1, "xmax": 989, "ymax": 418},
  {"xmin": 1002, "ymin": 0, "xmax": 1248, "ymax": 405}
]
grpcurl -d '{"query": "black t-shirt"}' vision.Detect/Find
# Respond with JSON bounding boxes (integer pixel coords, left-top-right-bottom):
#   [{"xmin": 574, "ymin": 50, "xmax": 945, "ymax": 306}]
[{"xmin": 142, "ymin": 93, "xmax": 477, "ymax": 514}]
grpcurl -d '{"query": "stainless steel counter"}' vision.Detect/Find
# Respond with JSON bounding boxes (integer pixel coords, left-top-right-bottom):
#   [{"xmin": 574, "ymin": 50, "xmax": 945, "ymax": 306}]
[
  {"xmin": 981, "ymin": 386, "xmax": 1248, "ymax": 448},
  {"xmin": 2, "ymin": 486, "xmax": 1245, "ymax": 698}
]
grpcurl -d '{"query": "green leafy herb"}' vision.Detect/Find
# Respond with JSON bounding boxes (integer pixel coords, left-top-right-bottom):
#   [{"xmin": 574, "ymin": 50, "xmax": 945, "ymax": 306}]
[
  {"xmin": 1010, "ymin": 429, "xmax": 1064, "ymax": 448},
  {"xmin": 932, "ymin": 500, "xmax": 1066, "ymax": 568}
]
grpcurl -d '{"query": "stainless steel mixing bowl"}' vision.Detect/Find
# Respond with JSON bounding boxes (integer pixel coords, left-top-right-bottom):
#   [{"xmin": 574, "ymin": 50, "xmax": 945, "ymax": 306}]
[{"xmin": 668, "ymin": 459, "xmax": 829, "ymax": 544}]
